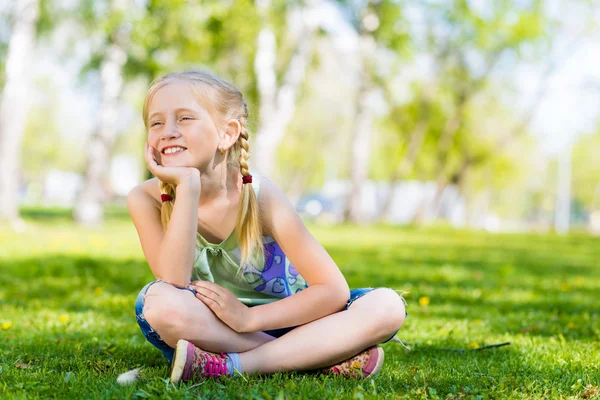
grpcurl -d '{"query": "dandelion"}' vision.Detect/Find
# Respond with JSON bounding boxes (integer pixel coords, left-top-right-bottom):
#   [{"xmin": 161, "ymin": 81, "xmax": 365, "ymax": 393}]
[
  {"xmin": 2, "ymin": 321, "xmax": 12, "ymax": 329},
  {"xmin": 94, "ymin": 287, "xmax": 103, "ymax": 296},
  {"xmin": 59, "ymin": 315, "xmax": 69, "ymax": 323},
  {"xmin": 419, "ymin": 296, "xmax": 430, "ymax": 307},
  {"xmin": 468, "ymin": 342, "xmax": 480, "ymax": 349}
]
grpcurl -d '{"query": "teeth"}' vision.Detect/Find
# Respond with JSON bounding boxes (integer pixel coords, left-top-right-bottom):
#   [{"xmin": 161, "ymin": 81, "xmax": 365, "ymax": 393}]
[{"xmin": 164, "ymin": 147, "xmax": 185, "ymax": 154}]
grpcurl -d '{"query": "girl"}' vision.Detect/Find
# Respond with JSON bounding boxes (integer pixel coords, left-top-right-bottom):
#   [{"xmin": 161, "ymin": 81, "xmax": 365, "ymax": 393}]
[{"xmin": 127, "ymin": 71, "xmax": 407, "ymax": 383}]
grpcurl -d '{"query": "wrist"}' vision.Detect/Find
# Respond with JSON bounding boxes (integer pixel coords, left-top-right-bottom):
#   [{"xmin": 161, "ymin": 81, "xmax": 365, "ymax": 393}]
[
  {"xmin": 243, "ymin": 306, "xmax": 260, "ymax": 333},
  {"xmin": 176, "ymin": 180, "xmax": 200, "ymax": 197}
]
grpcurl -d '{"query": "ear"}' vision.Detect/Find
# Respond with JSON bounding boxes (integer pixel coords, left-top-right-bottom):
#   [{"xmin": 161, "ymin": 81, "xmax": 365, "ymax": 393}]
[{"xmin": 220, "ymin": 119, "xmax": 241, "ymax": 150}]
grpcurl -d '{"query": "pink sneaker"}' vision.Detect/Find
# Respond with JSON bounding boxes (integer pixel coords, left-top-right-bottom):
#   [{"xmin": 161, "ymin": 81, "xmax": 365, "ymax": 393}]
[
  {"xmin": 170, "ymin": 340, "xmax": 232, "ymax": 383},
  {"xmin": 321, "ymin": 346, "xmax": 385, "ymax": 378}
]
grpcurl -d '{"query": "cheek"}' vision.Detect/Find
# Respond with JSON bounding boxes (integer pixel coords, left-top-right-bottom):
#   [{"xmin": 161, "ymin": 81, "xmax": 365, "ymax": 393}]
[{"xmin": 147, "ymin": 130, "xmax": 160, "ymax": 143}]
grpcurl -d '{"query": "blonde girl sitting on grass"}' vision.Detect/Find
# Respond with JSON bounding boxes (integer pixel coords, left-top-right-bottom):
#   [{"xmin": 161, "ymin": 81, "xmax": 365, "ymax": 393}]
[{"xmin": 127, "ymin": 70, "xmax": 407, "ymax": 383}]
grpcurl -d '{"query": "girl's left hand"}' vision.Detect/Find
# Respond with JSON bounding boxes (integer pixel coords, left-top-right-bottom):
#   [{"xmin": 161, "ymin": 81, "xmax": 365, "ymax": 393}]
[{"xmin": 189, "ymin": 281, "xmax": 251, "ymax": 333}]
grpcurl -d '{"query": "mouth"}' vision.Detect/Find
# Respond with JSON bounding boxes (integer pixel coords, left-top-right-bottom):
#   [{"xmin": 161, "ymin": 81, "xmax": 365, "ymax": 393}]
[{"xmin": 161, "ymin": 146, "xmax": 187, "ymax": 156}]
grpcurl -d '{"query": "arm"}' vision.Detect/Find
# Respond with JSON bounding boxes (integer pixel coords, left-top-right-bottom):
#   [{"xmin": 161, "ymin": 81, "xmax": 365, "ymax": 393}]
[
  {"xmin": 127, "ymin": 178, "xmax": 200, "ymax": 287},
  {"xmin": 244, "ymin": 176, "xmax": 350, "ymax": 332}
]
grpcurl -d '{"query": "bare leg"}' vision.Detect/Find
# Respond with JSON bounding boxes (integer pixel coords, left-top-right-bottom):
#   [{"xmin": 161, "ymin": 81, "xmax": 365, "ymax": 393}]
[
  {"xmin": 239, "ymin": 288, "xmax": 405, "ymax": 374},
  {"xmin": 142, "ymin": 282, "xmax": 274, "ymax": 353}
]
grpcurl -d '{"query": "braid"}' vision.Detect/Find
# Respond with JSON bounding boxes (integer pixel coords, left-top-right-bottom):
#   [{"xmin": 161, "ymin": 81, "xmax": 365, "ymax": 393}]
[
  {"xmin": 234, "ymin": 110, "xmax": 265, "ymax": 274},
  {"xmin": 158, "ymin": 180, "xmax": 176, "ymax": 231},
  {"xmin": 238, "ymin": 116, "xmax": 251, "ymax": 179}
]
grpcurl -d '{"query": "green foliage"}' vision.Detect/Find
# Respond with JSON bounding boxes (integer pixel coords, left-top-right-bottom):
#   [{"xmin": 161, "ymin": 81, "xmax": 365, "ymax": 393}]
[
  {"xmin": 0, "ymin": 220, "xmax": 599, "ymax": 398},
  {"xmin": 571, "ymin": 130, "xmax": 600, "ymax": 210},
  {"xmin": 125, "ymin": 0, "xmax": 261, "ymax": 97},
  {"xmin": 370, "ymin": 0, "xmax": 558, "ymax": 225}
]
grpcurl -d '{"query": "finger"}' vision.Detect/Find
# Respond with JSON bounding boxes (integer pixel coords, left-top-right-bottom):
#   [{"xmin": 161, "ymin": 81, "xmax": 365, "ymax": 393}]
[
  {"xmin": 194, "ymin": 287, "xmax": 222, "ymax": 304},
  {"xmin": 192, "ymin": 281, "xmax": 223, "ymax": 296},
  {"xmin": 196, "ymin": 292, "xmax": 221, "ymax": 309},
  {"xmin": 145, "ymin": 144, "xmax": 159, "ymax": 172},
  {"xmin": 198, "ymin": 281, "xmax": 225, "ymax": 294},
  {"xmin": 144, "ymin": 143, "xmax": 154, "ymax": 164}
]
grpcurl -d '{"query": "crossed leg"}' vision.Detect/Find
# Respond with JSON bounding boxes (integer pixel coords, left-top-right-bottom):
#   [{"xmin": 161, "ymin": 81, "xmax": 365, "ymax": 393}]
[{"xmin": 143, "ymin": 282, "xmax": 405, "ymax": 375}]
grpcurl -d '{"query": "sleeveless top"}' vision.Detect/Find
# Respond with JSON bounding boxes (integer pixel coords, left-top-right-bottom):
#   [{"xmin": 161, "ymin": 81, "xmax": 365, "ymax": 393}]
[{"xmin": 191, "ymin": 173, "xmax": 309, "ymax": 305}]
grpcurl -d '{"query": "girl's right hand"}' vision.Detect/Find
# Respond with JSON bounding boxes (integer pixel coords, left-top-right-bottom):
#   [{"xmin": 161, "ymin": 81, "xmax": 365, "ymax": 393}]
[{"xmin": 145, "ymin": 142, "xmax": 201, "ymax": 191}]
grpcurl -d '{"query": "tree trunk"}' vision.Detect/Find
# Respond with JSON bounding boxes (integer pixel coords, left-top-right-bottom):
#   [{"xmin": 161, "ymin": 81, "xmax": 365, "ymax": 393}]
[
  {"xmin": 253, "ymin": 1, "xmax": 317, "ymax": 182},
  {"xmin": 0, "ymin": 0, "xmax": 39, "ymax": 225},
  {"xmin": 73, "ymin": 2, "xmax": 129, "ymax": 225},
  {"xmin": 377, "ymin": 98, "xmax": 431, "ymax": 221},
  {"xmin": 344, "ymin": 35, "xmax": 376, "ymax": 224}
]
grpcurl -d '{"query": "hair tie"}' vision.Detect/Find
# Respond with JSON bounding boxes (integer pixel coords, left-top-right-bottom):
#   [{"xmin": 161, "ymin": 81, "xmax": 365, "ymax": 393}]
[
  {"xmin": 161, "ymin": 194, "xmax": 173, "ymax": 203},
  {"xmin": 242, "ymin": 175, "xmax": 252, "ymax": 184}
]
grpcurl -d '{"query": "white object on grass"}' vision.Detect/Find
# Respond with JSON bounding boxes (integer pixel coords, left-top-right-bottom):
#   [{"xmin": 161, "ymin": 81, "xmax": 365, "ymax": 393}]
[{"xmin": 117, "ymin": 368, "xmax": 142, "ymax": 385}]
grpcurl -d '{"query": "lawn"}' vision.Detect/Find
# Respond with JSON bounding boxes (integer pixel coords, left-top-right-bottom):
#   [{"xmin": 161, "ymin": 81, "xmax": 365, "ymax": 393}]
[{"xmin": 1, "ymin": 215, "xmax": 599, "ymax": 399}]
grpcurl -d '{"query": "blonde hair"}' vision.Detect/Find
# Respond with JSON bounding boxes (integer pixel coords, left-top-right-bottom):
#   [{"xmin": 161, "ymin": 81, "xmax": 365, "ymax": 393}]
[{"xmin": 142, "ymin": 70, "xmax": 264, "ymax": 271}]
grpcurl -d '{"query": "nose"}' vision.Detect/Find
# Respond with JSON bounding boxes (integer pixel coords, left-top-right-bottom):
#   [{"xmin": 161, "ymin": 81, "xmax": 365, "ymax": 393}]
[{"xmin": 161, "ymin": 120, "xmax": 182, "ymax": 140}]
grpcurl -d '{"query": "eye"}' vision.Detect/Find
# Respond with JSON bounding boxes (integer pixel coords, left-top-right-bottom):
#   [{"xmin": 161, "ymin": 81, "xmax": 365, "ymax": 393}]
[
  {"xmin": 150, "ymin": 121, "xmax": 162, "ymax": 127},
  {"xmin": 181, "ymin": 116, "xmax": 193, "ymax": 121}
]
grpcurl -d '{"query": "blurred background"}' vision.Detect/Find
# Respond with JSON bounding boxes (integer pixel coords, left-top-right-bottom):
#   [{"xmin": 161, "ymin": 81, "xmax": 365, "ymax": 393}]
[{"xmin": 1, "ymin": 0, "xmax": 599, "ymax": 234}]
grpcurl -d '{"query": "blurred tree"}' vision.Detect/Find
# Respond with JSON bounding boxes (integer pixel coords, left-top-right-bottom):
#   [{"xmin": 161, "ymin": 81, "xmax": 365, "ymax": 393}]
[
  {"xmin": 0, "ymin": 4, "xmax": 11, "ymax": 88},
  {"xmin": 417, "ymin": 0, "xmax": 554, "ymax": 222},
  {"xmin": 375, "ymin": 82, "xmax": 442, "ymax": 221},
  {"xmin": 252, "ymin": 0, "xmax": 322, "ymax": 182},
  {"xmin": 0, "ymin": 0, "xmax": 39, "ymax": 225},
  {"xmin": 572, "ymin": 130, "xmax": 600, "ymax": 211},
  {"xmin": 340, "ymin": 0, "xmax": 410, "ymax": 223},
  {"xmin": 74, "ymin": 0, "xmax": 132, "ymax": 225}
]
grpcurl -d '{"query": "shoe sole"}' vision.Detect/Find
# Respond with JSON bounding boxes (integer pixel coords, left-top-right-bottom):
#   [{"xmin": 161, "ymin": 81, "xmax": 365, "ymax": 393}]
[
  {"xmin": 170, "ymin": 339, "xmax": 190, "ymax": 383},
  {"xmin": 363, "ymin": 346, "xmax": 385, "ymax": 378}
]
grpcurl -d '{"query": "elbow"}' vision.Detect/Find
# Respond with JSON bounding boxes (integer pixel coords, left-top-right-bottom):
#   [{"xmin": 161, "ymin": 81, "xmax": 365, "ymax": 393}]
[
  {"xmin": 152, "ymin": 258, "xmax": 192, "ymax": 288},
  {"xmin": 152, "ymin": 266, "xmax": 191, "ymax": 289},
  {"xmin": 157, "ymin": 278, "xmax": 189, "ymax": 289}
]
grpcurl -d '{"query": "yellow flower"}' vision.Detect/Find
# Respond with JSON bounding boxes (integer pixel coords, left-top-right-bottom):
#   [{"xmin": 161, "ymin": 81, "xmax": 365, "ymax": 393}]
[
  {"xmin": 567, "ymin": 322, "xmax": 575, "ymax": 329},
  {"xmin": 93, "ymin": 287, "xmax": 103, "ymax": 296},
  {"xmin": 351, "ymin": 361, "xmax": 361, "ymax": 369},
  {"xmin": 2, "ymin": 321, "xmax": 12, "ymax": 330},
  {"xmin": 59, "ymin": 315, "xmax": 69, "ymax": 323},
  {"xmin": 419, "ymin": 296, "xmax": 430, "ymax": 307},
  {"xmin": 468, "ymin": 342, "xmax": 480, "ymax": 349}
]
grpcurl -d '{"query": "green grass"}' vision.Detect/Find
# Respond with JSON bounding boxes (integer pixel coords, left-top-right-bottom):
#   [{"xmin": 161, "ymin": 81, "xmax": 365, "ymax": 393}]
[{"xmin": 0, "ymin": 218, "xmax": 599, "ymax": 399}]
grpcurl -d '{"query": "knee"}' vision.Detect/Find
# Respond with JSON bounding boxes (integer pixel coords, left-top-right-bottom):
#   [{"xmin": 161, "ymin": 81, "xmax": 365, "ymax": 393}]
[
  {"xmin": 142, "ymin": 282, "xmax": 209, "ymax": 337},
  {"xmin": 371, "ymin": 288, "xmax": 406, "ymax": 335}
]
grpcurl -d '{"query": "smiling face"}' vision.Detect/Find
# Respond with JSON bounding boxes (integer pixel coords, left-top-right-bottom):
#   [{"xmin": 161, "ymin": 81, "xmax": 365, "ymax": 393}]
[{"xmin": 146, "ymin": 81, "xmax": 222, "ymax": 170}]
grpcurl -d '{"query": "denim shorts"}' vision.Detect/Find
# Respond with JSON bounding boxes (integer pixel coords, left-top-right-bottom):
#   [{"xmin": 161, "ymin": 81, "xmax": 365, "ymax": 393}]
[{"xmin": 134, "ymin": 280, "xmax": 408, "ymax": 362}]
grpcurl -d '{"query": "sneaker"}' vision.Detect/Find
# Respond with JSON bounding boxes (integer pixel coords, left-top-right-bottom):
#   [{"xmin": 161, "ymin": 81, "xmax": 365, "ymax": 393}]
[
  {"xmin": 321, "ymin": 346, "xmax": 384, "ymax": 378},
  {"xmin": 170, "ymin": 339, "xmax": 232, "ymax": 383}
]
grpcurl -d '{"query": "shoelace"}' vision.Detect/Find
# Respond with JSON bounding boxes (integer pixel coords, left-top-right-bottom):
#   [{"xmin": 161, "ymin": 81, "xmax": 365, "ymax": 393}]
[{"xmin": 203, "ymin": 353, "xmax": 228, "ymax": 377}]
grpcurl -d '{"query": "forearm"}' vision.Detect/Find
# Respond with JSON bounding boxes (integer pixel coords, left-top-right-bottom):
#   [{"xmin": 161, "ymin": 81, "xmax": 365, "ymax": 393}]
[
  {"xmin": 155, "ymin": 182, "xmax": 200, "ymax": 286},
  {"xmin": 245, "ymin": 283, "xmax": 350, "ymax": 332}
]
